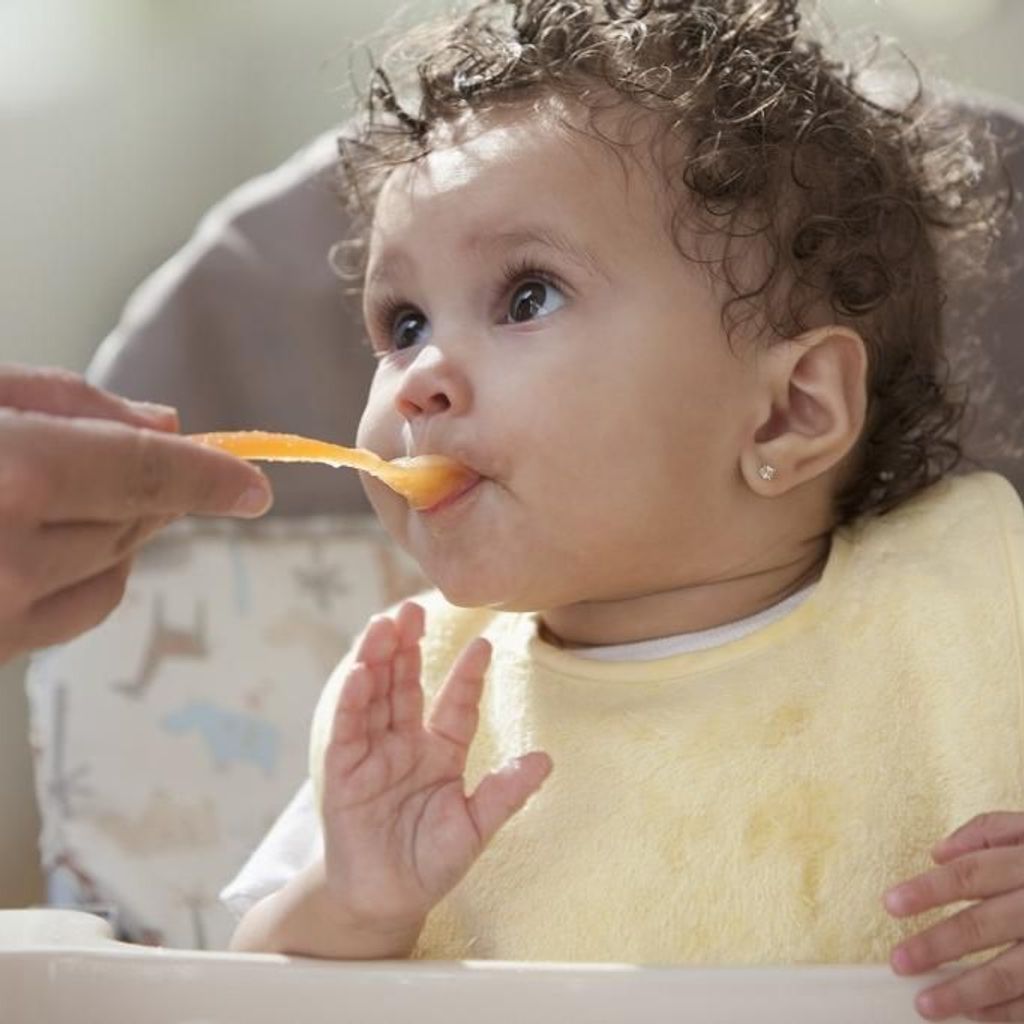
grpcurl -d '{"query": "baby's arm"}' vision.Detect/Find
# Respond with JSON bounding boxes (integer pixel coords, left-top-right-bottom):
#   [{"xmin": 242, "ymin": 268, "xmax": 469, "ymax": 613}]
[
  {"xmin": 231, "ymin": 601, "xmax": 552, "ymax": 959},
  {"xmin": 229, "ymin": 858, "xmax": 420, "ymax": 957}
]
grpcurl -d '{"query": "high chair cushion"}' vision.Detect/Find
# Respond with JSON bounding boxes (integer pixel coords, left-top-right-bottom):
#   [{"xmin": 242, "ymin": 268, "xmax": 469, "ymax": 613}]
[{"xmin": 25, "ymin": 518, "xmax": 426, "ymax": 948}]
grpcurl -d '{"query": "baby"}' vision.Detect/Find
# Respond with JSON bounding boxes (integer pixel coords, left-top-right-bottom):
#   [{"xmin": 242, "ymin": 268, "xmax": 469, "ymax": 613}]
[{"xmin": 225, "ymin": 1, "xmax": 1022, "ymax": 1019}]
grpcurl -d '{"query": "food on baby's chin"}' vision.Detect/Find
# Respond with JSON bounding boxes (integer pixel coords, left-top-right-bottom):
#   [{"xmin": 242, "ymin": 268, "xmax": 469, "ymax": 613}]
[{"xmin": 190, "ymin": 430, "xmax": 473, "ymax": 510}]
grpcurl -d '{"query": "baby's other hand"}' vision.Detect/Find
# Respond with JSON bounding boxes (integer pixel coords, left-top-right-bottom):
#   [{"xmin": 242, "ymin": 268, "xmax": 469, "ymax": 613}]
[
  {"xmin": 884, "ymin": 811, "xmax": 1024, "ymax": 1022},
  {"xmin": 320, "ymin": 600, "xmax": 552, "ymax": 935}
]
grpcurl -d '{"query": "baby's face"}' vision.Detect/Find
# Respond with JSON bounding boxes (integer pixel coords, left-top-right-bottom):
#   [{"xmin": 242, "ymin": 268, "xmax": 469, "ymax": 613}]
[{"xmin": 357, "ymin": 97, "xmax": 763, "ymax": 612}]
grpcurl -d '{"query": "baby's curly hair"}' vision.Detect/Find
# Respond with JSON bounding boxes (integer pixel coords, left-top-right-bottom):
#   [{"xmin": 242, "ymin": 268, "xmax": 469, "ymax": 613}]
[{"xmin": 334, "ymin": 0, "xmax": 1009, "ymax": 523}]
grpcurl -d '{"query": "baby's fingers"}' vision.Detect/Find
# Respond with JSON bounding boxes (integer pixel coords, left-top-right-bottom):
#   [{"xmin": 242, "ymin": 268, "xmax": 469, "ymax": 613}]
[
  {"xmin": 390, "ymin": 602, "xmax": 425, "ymax": 733},
  {"xmin": 933, "ymin": 813, "xmax": 1024, "ymax": 865},
  {"xmin": 468, "ymin": 752, "xmax": 553, "ymax": 847},
  {"xmin": 427, "ymin": 638, "xmax": 492, "ymax": 750},
  {"xmin": 394, "ymin": 601, "xmax": 425, "ymax": 650},
  {"xmin": 325, "ymin": 664, "xmax": 378, "ymax": 777},
  {"xmin": 352, "ymin": 605, "xmax": 423, "ymax": 736},
  {"xmin": 886, "ymin": 848, "xmax": 1024, "ymax": 918},
  {"xmin": 353, "ymin": 613, "xmax": 400, "ymax": 667},
  {"xmin": 890, "ymin": 888, "xmax": 1024, "ymax": 977},
  {"xmin": 906, "ymin": 941, "xmax": 1024, "ymax": 1021}
]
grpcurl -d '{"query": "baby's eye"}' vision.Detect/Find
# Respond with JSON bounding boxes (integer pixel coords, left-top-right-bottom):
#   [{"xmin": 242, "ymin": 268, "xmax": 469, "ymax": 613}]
[
  {"xmin": 391, "ymin": 310, "xmax": 431, "ymax": 351},
  {"xmin": 506, "ymin": 279, "xmax": 566, "ymax": 324}
]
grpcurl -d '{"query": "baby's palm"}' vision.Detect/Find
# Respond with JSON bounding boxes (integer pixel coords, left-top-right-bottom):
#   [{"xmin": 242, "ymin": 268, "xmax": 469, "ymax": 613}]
[{"xmin": 321, "ymin": 602, "xmax": 551, "ymax": 929}]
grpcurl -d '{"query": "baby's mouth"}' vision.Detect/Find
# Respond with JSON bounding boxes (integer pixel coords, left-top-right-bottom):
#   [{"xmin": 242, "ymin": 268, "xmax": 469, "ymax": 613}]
[
  {"xmin": 396, "ymin": 426, "xmax": 488, "ymax": 512},
  {"xmin": 417, "ymin": 468, "xmax": 484, "ymax": 514}
]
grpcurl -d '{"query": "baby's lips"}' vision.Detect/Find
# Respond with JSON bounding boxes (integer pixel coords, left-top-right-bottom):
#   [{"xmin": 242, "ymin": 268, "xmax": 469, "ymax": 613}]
[
  {"xmin": 435, "ymin": 468, "xmax": 483, "ymax": 510},
  {"xmin": 403, "ymin": 457, "xmax": 481, "ymax": 512},
  {"xmin": 391, "ymin": 454, "xmax": 479, "ymax": 509}
]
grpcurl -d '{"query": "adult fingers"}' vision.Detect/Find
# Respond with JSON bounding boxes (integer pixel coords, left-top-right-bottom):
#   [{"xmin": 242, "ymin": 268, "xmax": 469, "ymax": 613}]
[
  {"xmin": 0, "ymin": 410, "xmax": 272, "ymax": 523},
  {"xmin": 11, "ymin": 557, "xmax": 133, "ymax": 653},
  {"xmin": 0, "ymin": 364, "xmax": 178, "ymax": 430},
  {"xmin": 0, "ymin": 518, "xmax": 164, "ymax": 613}
]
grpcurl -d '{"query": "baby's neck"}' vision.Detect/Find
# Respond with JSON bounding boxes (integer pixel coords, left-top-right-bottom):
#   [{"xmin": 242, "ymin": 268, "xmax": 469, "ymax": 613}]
[{"xmin": 540, "ymin": 532, "xmax": 830, "ymax": 648}]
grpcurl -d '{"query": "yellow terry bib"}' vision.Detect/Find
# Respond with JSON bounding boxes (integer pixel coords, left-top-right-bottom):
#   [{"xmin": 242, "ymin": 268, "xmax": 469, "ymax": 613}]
[{"xmin": 311, "ymin": 473, "xmax": 1024, "ymax": 964}]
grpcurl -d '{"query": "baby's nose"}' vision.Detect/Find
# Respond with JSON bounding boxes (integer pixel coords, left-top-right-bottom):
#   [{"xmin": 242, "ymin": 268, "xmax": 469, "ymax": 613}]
[
  {"xmin": 394, "ymin": 345, "xmax": 468, "ymax": 420},
  {"xmin": 398, "ymin": 390, "xmax": 451, "ymax": 419}
]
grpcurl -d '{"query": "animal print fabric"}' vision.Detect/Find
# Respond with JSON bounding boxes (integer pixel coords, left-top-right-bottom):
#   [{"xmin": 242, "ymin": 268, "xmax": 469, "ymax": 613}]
[{"xmin": 25, "ymin": 517, "xmax": 426, "ymax": 949}]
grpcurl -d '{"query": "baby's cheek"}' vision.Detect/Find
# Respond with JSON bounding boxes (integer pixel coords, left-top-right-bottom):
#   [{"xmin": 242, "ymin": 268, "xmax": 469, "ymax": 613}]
[
  {"xmin": 367, "ymin": 484, "xmax": 407, "ymax": 536},
  {"xmin": 357, "ymin": 372, "xmax": 402, "ymax": 439},
  {"xmin": 355, "ymin": 404, "xmax": 387, "ymax": 452}
]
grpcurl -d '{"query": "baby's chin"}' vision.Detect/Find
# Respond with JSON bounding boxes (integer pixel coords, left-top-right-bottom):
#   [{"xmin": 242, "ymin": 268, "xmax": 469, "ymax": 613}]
[
  {"xmin": 428, "ymin": 571, "xmax": 547, "ymax": 614},
  {"xmin": 388, "ymin": 516, "xmax": 554, "ymax": 611},
  {"xmin": 432, "ymin": 578, "xmax": 512, "ymax": 611}
]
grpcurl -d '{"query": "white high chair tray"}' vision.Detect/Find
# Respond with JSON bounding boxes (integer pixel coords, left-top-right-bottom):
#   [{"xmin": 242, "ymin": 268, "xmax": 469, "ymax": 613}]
[{"xmin": 0, "ymin": 909, "xmax": 957, "ymax": 1023}]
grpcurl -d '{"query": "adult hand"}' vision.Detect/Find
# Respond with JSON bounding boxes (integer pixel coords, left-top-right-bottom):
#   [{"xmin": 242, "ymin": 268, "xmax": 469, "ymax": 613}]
[
  {"xmin": 885, "ymin": 812, "xmax": 1024, "ymax": 1022},
  {"xmin": 0, "ymin": 363, "xmax": 272, "ymax": 663}
]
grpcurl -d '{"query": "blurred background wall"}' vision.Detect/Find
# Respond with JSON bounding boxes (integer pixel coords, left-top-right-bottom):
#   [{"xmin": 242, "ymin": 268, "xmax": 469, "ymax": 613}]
[
  {"xmin": 0, "ymin": 0, "xmax": 1021, "ymax": 908},
  {"xmin": 2, "ymin": 0, "xmax": 1022, "ymax": 375}
]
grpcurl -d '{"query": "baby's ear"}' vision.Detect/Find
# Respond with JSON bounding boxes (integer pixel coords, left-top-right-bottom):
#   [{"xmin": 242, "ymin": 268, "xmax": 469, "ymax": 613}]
[{"xmin": 740, "ymin": 326, "xmax": 868, "ymax": 496}]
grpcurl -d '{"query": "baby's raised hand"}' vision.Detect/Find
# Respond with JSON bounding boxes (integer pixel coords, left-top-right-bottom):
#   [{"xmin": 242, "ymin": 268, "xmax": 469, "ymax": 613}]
[
  {"xmin": 320, "ymin": 601, "xmax": 552, "ymax": 938},
  {"xmin": 885, "ymin": 812, "xmax": 1024, "ymax": 1021}
]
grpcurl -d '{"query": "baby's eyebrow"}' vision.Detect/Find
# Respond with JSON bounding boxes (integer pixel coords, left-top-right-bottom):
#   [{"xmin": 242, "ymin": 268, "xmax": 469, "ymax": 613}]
[
  {"xmin": 365, "ymin": 225, "xmax": 608, "ymax": 292},
  {"xmin": 365, "ymin": 249, "xmax": 413, "ymax": 291},
  {"xmin": 467, "ymin": 226, "xmax": 609, "ymax": 281}
]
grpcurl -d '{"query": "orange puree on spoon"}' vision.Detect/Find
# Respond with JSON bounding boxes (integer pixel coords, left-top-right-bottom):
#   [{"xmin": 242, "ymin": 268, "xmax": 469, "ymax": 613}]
[{"xmin": 190, "ymin": 431, "xmax": 474, "ymax": 511}]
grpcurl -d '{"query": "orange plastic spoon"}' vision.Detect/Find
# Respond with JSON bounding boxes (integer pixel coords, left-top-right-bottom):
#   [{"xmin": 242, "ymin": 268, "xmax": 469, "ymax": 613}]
[{"xmin": 190, "ymin": 431, "xmax": 475, "ymax": 510}]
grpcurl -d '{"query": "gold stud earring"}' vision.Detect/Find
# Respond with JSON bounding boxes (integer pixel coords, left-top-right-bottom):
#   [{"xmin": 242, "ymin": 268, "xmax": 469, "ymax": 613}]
[{"xmin": 758, "ymin": 464, "xmax": 776, "ymax": 482}]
